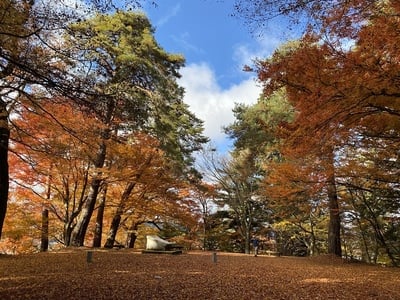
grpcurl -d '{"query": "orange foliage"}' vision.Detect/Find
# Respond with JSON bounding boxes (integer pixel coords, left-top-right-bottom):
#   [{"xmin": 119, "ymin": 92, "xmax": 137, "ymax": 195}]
[
  {"xmin": 5, "ymin": 97, "xmax": 201, "ymax": 251},
  {"xmin": 256, "ymin": 3, "xmax": 400, "ymax": 256},
  {"xmin": 258, "ymin": 1, "xmax": 400, "ymax": 154},
  {"xmin": 4, "ymin": 98, "xmax": 102, "ymax": 250},
  {"xmin": 257, "ymin": 0, "xmax": 400, "ymax": 186}
]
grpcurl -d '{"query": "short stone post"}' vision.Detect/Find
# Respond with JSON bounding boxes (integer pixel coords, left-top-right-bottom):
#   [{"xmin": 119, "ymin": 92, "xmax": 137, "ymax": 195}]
[
  {"xmin": 87, "ymin": 251, "xmax": 93, "ymax": 263},
  {"xmin": 212, "ymin": 252, "xmax": 217, "ymax": 263}
]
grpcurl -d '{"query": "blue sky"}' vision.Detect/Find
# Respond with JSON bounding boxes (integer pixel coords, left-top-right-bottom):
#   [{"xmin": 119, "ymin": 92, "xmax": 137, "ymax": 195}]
[
  {"xmin": 144, "ymin": 0, "xmax": 260, "ymax": 88},
  {"xmin": 142, "ymin": 0, "xmax": 285, "ymax": 152},
  {"xmin": 49, "ymin": 0, "xmax": 289, "ymax": 152}
]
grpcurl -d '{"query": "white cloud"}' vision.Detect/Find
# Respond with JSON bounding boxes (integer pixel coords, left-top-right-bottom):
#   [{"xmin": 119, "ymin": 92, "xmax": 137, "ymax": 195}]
[
  {"xmin": 233, "ymin": 35, "xmax": 281, "ymax": 69},
  {"xmin": 179, "ymin": 63, "xmax": 262, "ymax": 144}
]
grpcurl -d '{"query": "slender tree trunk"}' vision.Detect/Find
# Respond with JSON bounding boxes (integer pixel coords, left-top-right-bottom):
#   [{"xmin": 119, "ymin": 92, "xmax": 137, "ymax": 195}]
[
  {"xmin": 309, "ymin": 217, "xmax": 316, "ymax": 256},
  {"xmin": 40, "ymin": 209, "xmax": 49, "ymax": 252},
  {"xmin": 368, "ymin": 214, "xmax": 398, "ymax": 266},
  {"xmin": 93, "ymin": 185, "xmax": 107, "ymax": 248},
  {"xmin": 203, "ymin": 217, "xmax": 207, "ymax": 251},
  {"xmin": 64, "ymin": 223, "xmax": 73, "ymax": 246},
  {"xmin": 41, "ymin": 171, "xmax": 52, "ymax": 251},
  {"xmin": 327, "ymin": 170, "xmax": 342, "ymax": 256},
  {"xmin": 245, "ymin": 228, "xmax": 251, "ymax": 254},
  {"xmin": 104, "ymin": 213, "xmax": 122, "ymax": 248},
  {"xmin": 240, "ymin": 207, "xmax": 251, "ymax": 254},
  {"xmin": 70, "ymin": 141, "xmax": 107, "ymax": 246},
  {"xmin": 125, "ymin": 231, "xmax": 137, "ymax": 248},
  {"xmin": 104, "ymin": 182, "xmax": 135, "ymax": 248},
  {"xmin": 0, "ymin": 100, "xmax": 9, "ymax": 240},
  {"xmin": 70, "ymin": 96, "xmax": 116, "ymax": 247},
  {"xmin": 104, "ymin": 154, "xmax": 154, "ymax": 248},
  {"xmin": 245, "ymin": 202, "xmax": 253, "ymax": 254},
  {"xmin": 70, "ymin": 180, "xmax": 102, "ymax": 246},
  {"xmin": 348, "ymin": 190, "xmax": 372, "ymax": 263}
]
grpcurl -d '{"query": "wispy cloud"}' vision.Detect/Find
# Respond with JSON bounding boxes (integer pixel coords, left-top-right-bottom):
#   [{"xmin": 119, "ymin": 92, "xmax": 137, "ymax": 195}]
[
  {"xmin": 171, "ymin": 32, "xmax": 205, "ymax": 55},
  {"xmin": 155, "ymin": 3, "xmax": 181, "ymax": 27}
]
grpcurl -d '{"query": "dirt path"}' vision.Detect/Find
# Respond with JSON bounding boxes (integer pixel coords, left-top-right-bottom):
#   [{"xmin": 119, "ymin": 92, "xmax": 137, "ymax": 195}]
[{"xmin": 1, "ymin": 250, "xmax": 399, "ymax": 299}]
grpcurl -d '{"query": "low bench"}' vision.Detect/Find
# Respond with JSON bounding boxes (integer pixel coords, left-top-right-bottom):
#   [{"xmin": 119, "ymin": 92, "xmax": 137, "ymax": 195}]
[
  {"xmin": 142, "ymin": 249, "xmax": 182, "ymax": 255},
  {"xmin": 113, "ymin": 244, "xmax": 125, "ymax": 250},
  {"xmin": 165, "ymin": 244, "xmax": 184, "ymax": 251}
]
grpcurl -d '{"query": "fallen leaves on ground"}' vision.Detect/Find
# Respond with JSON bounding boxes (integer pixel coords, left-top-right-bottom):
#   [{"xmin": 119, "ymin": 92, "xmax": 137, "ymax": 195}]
[{"xmin": 0, "ymin": 249, "xmax": 399, "ymax": 299}]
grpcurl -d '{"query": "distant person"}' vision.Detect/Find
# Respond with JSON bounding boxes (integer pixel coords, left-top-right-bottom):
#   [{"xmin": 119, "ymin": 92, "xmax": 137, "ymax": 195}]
[{"xmin": 251, "ymin": 236, "xmax": 260, "ymax": 257}]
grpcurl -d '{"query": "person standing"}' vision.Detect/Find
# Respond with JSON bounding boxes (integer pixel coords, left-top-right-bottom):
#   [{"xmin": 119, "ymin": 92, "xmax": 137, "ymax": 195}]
[{"xmin": 251, "ymin": 236, "xmax": 260, "ymax": 257}]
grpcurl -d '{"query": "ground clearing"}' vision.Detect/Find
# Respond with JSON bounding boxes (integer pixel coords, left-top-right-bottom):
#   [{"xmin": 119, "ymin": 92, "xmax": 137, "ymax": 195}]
[{"xmin": 0, "ymin": 250, "xmax": 399, "ymax": 299}]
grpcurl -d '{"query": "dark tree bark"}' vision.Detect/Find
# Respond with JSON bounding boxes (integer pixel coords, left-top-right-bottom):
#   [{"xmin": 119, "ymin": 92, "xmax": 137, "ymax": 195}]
[
  {"xmin": 0, "ymin": 101, "xmax": 9, "ymax": 240},
  {"xmin": 70, "ymin": 141, "xmax": 107, "ymax": 246},
  {"xmin": 103, "ymin": 213, "xmax": 122, "ymax": 249},
  {"xmin": 70, "ymin": 182, "xmax": 102, "ymax": 246},
  {"xmin": 40, "ymin": 209, "xmax": 49, "ymax": 252},
  {"xmin": 104, "ymin": 182, "xmax": 135, "ymax": 248},
  {"xmin": 93, "ymin": 185, "xmax": 107, "ymax": 248},
  {"xmin": 326, "ymin": 153, "xmax": 342, "ymax": 257},
  {"xmin": 327, "ymin": 178, "xmax": 341, "ymax": 256},
  {"xmin": 125, "ymin": 230, "xmax": 137, "ymax": 248}
]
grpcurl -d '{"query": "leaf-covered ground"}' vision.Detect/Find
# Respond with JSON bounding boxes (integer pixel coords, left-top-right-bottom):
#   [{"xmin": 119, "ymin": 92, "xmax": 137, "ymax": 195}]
[{"xmin": 0, "ymin": 249, "xmax": 399, "ymax": 299}]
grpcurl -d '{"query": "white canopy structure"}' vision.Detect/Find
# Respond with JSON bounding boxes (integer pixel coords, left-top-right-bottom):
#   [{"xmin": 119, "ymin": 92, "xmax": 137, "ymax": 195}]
[{"xmin": 145, "ymin": 235, "xmax": 176, "ymax": 251}]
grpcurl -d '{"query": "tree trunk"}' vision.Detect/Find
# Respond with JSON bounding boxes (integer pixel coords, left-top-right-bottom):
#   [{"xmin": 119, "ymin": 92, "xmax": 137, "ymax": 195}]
[
  {"xmin": 93, "ymin": 185, "xmax": 107, "ymax": 248},
  {"xmin": 125, "ymin": 230, "xmax": 137, "ymax": 248},
  {"xmin": 70, "ymin": 141, "xmax": 107, "ymax": 246},
  {"xmin": 41, "ymin": 170, "xmax": 52, "ymax": 251},
  {"xmin": 40, "ymin": 209, "xmax": 49, "ymax": 252},
  {"xmin": 70, "ymin": 179, "xmax": 102, "ymax": 246},
  {"xmin": 104, "ymin": 181, "xmax": 136, "ymax": 248},
  {"xmin": 64, "ymin": 222, "xmax": 73, "ymax": 246},
  {"xmin": 244, "ymin": 202, "xmax": 253, "ymax": 254},
  {"xmin": 369, "ymin": 215, "xmax": 398, "ymax": 266},
  {"xmin": 104, "ymin": 213, "xmax": 122, "ymax": 248},
  {"xmin": 327, "ymin": 173, "xmax": 342, "ymax": 256},
  {"xmin": 309, "ymin": 217, "xmax": 316, "ymax": 256},
  {"xmin": 324, "ymin": 147, "xmax": 342, "ymax": 257},
  {"xmin": 245, "ymin": 228, "xmax": 251, "ymax": 254},
  {"xmin": 0, "ymin": 100, "xmax": 9, "ymax": 240}
]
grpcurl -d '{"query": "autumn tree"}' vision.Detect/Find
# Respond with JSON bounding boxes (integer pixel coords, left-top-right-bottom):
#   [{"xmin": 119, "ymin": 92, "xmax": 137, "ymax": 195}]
[
  {"xmin": 234, "ymin": 1, "xmax": 400, "ymax": 260},
  {"xmin": 233, "ymin": 0, "xmax": 378, "ymax": 35},
  {"xmin": 0, "ymin": 0, "xmax": 154, "ymax": 240},
  {"xmin": 3, "ymin": 5, "xmax": 207, "ymax": 248},
  {"xmin": 189, "ymin": 181, "xmax": 217, "ymax": 250},
  {"xmin": 199, "ymin": 146, "xmax": 269, "ymax": 254},
  {"xmin": 103, "ymin": 148, "xmax": 201, "ymax": 249},
  {"xmin": 62, "ymin": 11, "xmax": 207, "ymax": 246},
  {"xmin": 7, "ymin": 95, "xmax": 200, "ymax": 251},
  {"xmin": 8, "ymin": 99, "xmax": 105, "ymax": 247},
  {"xmin": 224, "ymin": 89, "xmax": 297, "ymax": 246},
  {"xmin": 0, "ymin": 0, "xmax": 33, "ymax": 242},
  {"xmin": 336, "ymin": 131, "xmax": 400, "ymax": 264},
  {"xmin": 102, "ymin": 134, "xmax": 169, "ymax": 248}
]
